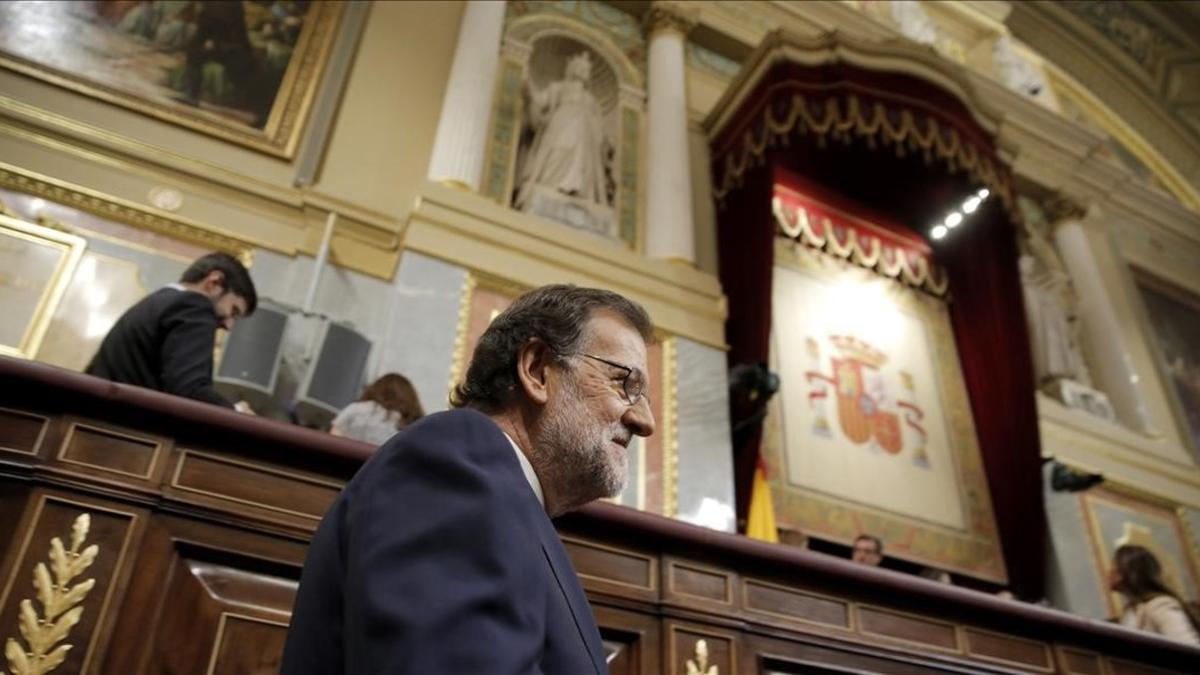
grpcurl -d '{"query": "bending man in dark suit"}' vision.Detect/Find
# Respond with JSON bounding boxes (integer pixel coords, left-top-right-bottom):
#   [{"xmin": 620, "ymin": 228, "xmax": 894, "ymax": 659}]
[
  {"xmin": 86, "ymin": 252, "xmax": 256, "ymax": 408},
  {"xmin": 282, "ymin": 284, "xmax": 657, "ymax": 674}
]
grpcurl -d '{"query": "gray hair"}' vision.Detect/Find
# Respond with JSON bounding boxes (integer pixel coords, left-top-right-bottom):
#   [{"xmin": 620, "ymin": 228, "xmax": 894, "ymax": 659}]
[{"xmin": 449, "ymin": 284, "xmax": 653, "ymax": 411}]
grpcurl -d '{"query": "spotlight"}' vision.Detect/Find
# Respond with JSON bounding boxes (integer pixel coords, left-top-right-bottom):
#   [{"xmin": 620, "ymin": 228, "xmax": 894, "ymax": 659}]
[
  {"xmin": 962, "ymin": 196, "xmax": 981, "ymax": 213},
  {"xmin": 977, "ymin": 188, "xmax": 990, "ymax": 199},
  {"xmin": 931, "ymin": 224, "xmax": 948, "ymax": 240},
  {"xmin": 944, "ymin": 212, "xmax": 963, "ymax": 228}
]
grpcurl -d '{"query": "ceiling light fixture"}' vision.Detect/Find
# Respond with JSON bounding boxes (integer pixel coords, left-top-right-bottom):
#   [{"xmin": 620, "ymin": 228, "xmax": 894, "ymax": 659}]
[
  {"xmin": 962, "ymin": 196, "xmax": 981, "ymax": 213},
  {"xmin": 931, "ymin": 224, "xmax": 948, "ymax": 240},
  {"xmin": 944, "ymin": 212, "xmax": 963, "ymax": 228},
  {"xmin": 977, "ymin": 188, "xmax": 990, "ymax": 199}
]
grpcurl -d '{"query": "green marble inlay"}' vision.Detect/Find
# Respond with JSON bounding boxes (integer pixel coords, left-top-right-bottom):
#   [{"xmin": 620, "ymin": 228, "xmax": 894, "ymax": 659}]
[
  {"xmin": 619, "ymin": 105, "xmax": 640, "ymax": 248},
  {"xmin": 686, "ymin": 42, "xmax": 741, "ymax": 80},
  {"xmin": 507, "ymin": 0, "xmax": 645, "ymax": 72},
  {"xmin": 485, "ymin": 60, "xmax": 526, "ymax": 202}
]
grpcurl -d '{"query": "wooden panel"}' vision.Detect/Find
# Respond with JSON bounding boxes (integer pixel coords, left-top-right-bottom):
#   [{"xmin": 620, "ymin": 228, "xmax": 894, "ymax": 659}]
[
  {"xmin": 668, "ymin": 560, "xmax": 731, "ymax": 604},
  {"xmin": 595, "ymin": 603, "xmax": 662, "ymax": 675},
  {"xmin": 743, "ymin": 579, "xmax": 851, "ymax": 629},
  {"xmin": 1059, "ymin": 647, "xmax": 1104, "ymax": 675},
  {"xmin": 207, "ymin": 613, "xmax": 290, "ymax": 674},
  {"xmin": 0, "ymin": 493, "xmax": 139, "ymax": 674},
  {"xmin": 58, "ymin": 422, "xmax": 163, "ymax": 479},
  {"xmin": 857, "ymin": 605, "xmax": 959, "ymax": 652},
  {"xmin": 145, "ymin": 555, "xmax": 297, "ymax": 675},
  {"xmin": 668, "ymin": 623, "xmax": 736, "ymax": 675},
  {"xmin": 0, "ymin": 406, "xmax": 48, "ymax": 455},
  {"xmin": 170, "ymin": 449, "xmax": 341, "ymax": 521},
  {"xmin": 963, "ymin": 627, "xmax": 1052, "ymax": 671},
  {"xmin": 1107, "ymin": 659, "xmax": 1180, "ymax": 675},
  {"xmin": 563, "ymin": 536, "xmax": 657, "ymax": 600}
]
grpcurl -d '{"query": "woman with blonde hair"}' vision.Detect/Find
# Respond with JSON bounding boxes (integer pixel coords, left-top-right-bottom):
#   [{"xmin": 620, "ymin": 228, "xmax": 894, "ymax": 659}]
[
  {"xmin": 1108, "ymin": 544, "xmax": 1200, "ymax": 645},
  {"xmin": 330, "ymin": 373, "xmax": 424, "ymax": 446}
]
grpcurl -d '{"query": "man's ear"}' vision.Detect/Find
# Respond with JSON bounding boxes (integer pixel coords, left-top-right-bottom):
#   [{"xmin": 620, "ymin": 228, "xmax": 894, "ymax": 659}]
[
  {"xmin": 203, "ymin": 269, "xmax": 227, "ymax": 295},
  {"xmin": 515, "ymin": 338, "xmax": 553, "ymax": 406}
]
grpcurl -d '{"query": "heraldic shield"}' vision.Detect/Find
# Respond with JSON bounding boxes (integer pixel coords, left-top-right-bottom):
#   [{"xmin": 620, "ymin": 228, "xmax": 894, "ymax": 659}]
[{"xmin": 829, "ymin": 338, "xmax": 904, "ymax": 454}]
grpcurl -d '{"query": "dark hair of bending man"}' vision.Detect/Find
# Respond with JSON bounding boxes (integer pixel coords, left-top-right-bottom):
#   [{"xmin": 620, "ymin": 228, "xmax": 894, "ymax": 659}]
[
  {"xmin": 283, "ymin": 284, "xmax": 657, "ymax": 674},
  {"xmin": 86, "ymin": 252, "xmax": 256, "ymax": 409}
]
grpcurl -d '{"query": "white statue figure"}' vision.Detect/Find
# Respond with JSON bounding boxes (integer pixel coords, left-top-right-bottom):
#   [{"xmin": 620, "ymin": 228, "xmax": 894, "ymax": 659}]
[
  {"xmin": 890, "ymin": 0, "xmax": 937, "ymax": 46},
  {"xmin": 1019, "ymin": 254, "xmax": 1091, "ymax": 386},
  {"xmin": 515, "ymin": 51, "xmax": 611, "ymax": 212},
  {"xmin": 993, "ymin": 35, "xmax": 1045, "ymax": 97}
]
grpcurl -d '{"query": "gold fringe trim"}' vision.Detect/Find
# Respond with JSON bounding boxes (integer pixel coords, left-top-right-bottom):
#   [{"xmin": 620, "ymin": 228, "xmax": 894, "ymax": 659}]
[
  {"xmin": 772, "ymin": 196, "xmax": 949, "ymax": 296},
  {"xmin": 714, "ymin": 93, "xmax": 1013, "ymax": 210}
]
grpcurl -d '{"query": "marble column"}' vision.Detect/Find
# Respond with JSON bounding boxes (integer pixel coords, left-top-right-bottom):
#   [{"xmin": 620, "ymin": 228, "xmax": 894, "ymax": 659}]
[
  {"xmin": 644, "ymin": 2, "xmax": 698, "ymax": 262},
  {"xmin": 1053, "ymin": 213, "xmax": 1155, "ymax": 432},
  {"xmin": 427, "ymin": 1, "xmax": 506, "ymax": 191}
]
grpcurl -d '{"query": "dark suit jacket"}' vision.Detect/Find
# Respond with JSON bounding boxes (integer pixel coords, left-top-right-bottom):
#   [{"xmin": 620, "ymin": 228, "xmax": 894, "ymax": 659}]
[
  {"xmin": 281, "ymin": 408, "xmax": 607, "ymax": 674},
  {"xmin": 85, "ymin": 287, "xmax": 231, "ymax": 407}
]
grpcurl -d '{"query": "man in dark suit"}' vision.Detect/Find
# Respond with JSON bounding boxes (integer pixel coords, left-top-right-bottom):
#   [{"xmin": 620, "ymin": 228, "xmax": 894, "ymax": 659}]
[
  {"xmin": 86, "ymin": 252, "xmax": 256, "ymax": 408},
  {"xmin": 282, "ymin": 284, "xmax": 657, "ymax": 674}
]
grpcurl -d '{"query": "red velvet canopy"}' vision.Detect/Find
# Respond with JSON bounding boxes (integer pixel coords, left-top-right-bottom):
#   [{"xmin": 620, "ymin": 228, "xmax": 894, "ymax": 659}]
[{"xmin": 707, "ymin": 32, "xmax": 1043, "ymax": 598}]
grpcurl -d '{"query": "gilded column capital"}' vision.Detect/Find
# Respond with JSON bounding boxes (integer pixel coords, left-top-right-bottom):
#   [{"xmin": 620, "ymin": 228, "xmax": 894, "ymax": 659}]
[
  {"xmin": 1043, "ymin": 193, "xmax": 1088, "ymax": 225},
  {"xmin": 644, "ymin": 1, "xmax": 699, "ymax": 38}
]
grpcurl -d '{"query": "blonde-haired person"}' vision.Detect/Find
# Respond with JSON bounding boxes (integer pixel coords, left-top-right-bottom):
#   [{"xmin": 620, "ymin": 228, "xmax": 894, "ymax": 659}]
[
  {"xmin": 1108, "ymin": 544, "xmax": 1200, "ymax": 645},
  {"xmin": 330, "ymin": 374, "xmax": 424, "ymax": 446}
]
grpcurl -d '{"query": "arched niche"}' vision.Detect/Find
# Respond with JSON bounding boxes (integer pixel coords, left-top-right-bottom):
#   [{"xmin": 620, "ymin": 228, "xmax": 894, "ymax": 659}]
[{"xmin": 483, "ymin": 13, "xmax": 646, "ymax": 249}]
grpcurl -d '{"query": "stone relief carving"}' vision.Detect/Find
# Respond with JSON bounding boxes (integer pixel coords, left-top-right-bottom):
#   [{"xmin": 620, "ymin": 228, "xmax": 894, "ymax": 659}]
[
  {"xmin": 993, "ymin": 35, "xmax": 1046, "ymax": 98},
  {"xmin": 514, "ymin": 43, "xmax": 617, "ymax": 238},
  {"xmin": 890, "ymin": 0, "xmax": 937, "ymax": 47}
]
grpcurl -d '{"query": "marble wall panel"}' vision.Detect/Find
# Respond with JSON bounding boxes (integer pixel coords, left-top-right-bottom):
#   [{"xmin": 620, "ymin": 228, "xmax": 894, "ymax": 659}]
[{"xmin": 674, "ymin": 337, "xmax": 736, "ymax": 533}]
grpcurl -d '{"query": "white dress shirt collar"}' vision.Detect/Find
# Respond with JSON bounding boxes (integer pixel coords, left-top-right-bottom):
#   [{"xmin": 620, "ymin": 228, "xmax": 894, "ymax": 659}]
[{"xmin": 503, "ymin": 432, "xmax": 545, "ymax": 510}]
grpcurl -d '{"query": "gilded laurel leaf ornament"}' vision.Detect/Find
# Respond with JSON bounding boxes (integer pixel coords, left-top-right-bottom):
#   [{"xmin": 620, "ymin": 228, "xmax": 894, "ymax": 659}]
[{"xmin": 3, "ymin": 514, "xmax": 99, "ymax": 675}]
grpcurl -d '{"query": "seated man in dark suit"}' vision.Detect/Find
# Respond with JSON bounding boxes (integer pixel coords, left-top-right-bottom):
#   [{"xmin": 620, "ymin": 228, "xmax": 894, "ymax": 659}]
[
  {"xmin": 86, "ymin": 251, "xmax": 256, "ymax": 409},
  {"xmin": 282, "ymin": 284, "xmax": 657, "ymax": 674}
]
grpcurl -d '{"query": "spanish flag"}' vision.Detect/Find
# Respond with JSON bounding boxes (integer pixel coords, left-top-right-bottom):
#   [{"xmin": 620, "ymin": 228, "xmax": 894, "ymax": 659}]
[{"xmin": 745, "ymin": 460, "xmax": 778, "ymax": 543}]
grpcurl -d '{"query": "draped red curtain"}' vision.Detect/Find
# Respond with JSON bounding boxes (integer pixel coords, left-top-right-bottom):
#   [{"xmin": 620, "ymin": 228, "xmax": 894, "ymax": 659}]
[{"xmin": 712, "ymin": 60, "xmax": 1044, "ymax": 599}]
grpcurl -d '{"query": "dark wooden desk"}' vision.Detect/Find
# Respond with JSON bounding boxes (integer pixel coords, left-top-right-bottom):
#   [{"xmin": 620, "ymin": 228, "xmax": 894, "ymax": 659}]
[{"xmin": 1, "ymin": 357, "xmax": 1195, "ymax": 674}]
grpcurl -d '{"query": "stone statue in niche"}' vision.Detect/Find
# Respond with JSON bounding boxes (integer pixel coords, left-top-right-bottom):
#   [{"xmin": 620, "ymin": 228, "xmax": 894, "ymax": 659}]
[
  {"xmin": 1020, "ymin": 253, "xmax": 1090, "ymax": 386},
  {"xmin": 1017, "ymin": 198, "xmax": 1115, "ymax": 421},
  {"xmin": 515, "ymin": 49, "xmax": 617, "ymax": 238}
]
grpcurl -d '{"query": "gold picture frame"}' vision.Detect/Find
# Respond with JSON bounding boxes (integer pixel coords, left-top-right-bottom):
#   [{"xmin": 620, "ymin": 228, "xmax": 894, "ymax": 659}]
[
  {"xmin": 762, "ymin": 239, "xmax": 1005, "ymax": 582},
  {"xmin": 0, "ymin": 2, "xmax": 344, "ymax": 158},
  {"xmin": 0, "ymin": 213, "xmax": 86, "ymax": 359}
]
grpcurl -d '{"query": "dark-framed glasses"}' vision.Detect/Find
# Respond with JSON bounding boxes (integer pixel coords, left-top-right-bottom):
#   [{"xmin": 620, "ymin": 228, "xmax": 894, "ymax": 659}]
[{"xmin": 574, "ymin": 353, "xmax": 647, "ymax": 406}]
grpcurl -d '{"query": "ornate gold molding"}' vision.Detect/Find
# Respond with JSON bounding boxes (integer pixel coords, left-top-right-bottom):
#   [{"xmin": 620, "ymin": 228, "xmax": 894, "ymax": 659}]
[
  {"xmin": 447, "ymin": 272, "xmax": 479, "ymax": 400},
  {"xmin": 0, "ymin": 163, "xmax": 254, "ymax": 262},
  {"xmin": 645, "ymin": 2, "xmax": 699, "ymax": 38},
  {"xmin": 662, "ymin": 336, "xmax": 679, "ymax": 518},
  {"xmin": 3, "ymin": 514, "xmax": 98, "ymax": 675}
]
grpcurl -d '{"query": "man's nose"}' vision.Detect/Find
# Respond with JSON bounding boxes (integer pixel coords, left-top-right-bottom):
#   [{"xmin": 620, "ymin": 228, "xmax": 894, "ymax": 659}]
[{"xmin": 623, "ymin": 396, "xmax": 655, "ymax": 438}]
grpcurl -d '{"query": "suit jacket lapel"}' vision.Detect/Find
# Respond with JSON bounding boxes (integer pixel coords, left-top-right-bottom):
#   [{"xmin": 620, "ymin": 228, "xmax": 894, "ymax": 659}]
[{"xmin": 536, "ymin": 520, "xmax": 605, "ymax": 674}]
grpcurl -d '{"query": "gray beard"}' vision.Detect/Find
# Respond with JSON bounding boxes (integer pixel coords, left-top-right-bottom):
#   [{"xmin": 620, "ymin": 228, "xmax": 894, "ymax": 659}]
[{"xmin": 532, "ymin": 378, "xmax": 628, "ymax": 515}]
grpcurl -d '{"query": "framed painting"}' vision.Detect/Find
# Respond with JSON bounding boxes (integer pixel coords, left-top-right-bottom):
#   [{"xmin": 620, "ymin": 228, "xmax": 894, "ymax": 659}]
[
  {"xmin": 0, "ymin": 213, "xmax": 86, "ymax": 360},
  {"xmin": 1133, "ymin": 271, "xmax": 1200, "ymax": 458},
  {"xmin": 762, "ymin": 240, "xmax": 1005, "ymax": 582},
  {"xmin": 1080, "ymin": 485, "xmax": 1200, "ymax": 617},
  {"xmin": 450, "ymin": 271, "xmax": 677, "ymax": 517},
  {"xmin": 0, "ymin": 1, "xmax": 344, "ymax": 158}
]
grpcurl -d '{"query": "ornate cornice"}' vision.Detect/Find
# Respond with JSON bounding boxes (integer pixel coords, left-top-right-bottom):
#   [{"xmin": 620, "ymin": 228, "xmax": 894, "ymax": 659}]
[
  {"xmin": 1043, "ymin": 193, "xmax": 1089, "ymax": 225},
  {"xmin": 644, "ymin": 1, "xmax": 699, "ymax": 38}
]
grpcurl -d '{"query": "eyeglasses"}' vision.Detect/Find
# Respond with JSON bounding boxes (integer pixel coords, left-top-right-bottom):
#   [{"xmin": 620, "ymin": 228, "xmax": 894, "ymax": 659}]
[{"xmin": 572, "ymin": 353, "xmax": 648, "ymax": 407}]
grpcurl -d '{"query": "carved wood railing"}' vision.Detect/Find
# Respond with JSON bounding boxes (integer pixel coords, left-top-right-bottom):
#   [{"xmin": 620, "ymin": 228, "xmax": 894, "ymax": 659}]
[{"xmin": 1, "ymin": 356, "xmax": 1196, "ymax": 674}]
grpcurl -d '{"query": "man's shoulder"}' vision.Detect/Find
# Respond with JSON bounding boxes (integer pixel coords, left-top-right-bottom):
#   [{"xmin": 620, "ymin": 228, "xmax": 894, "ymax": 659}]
[{"xmin": 392, "ymin": 408, "xmax": 502, "ymax": 449}]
